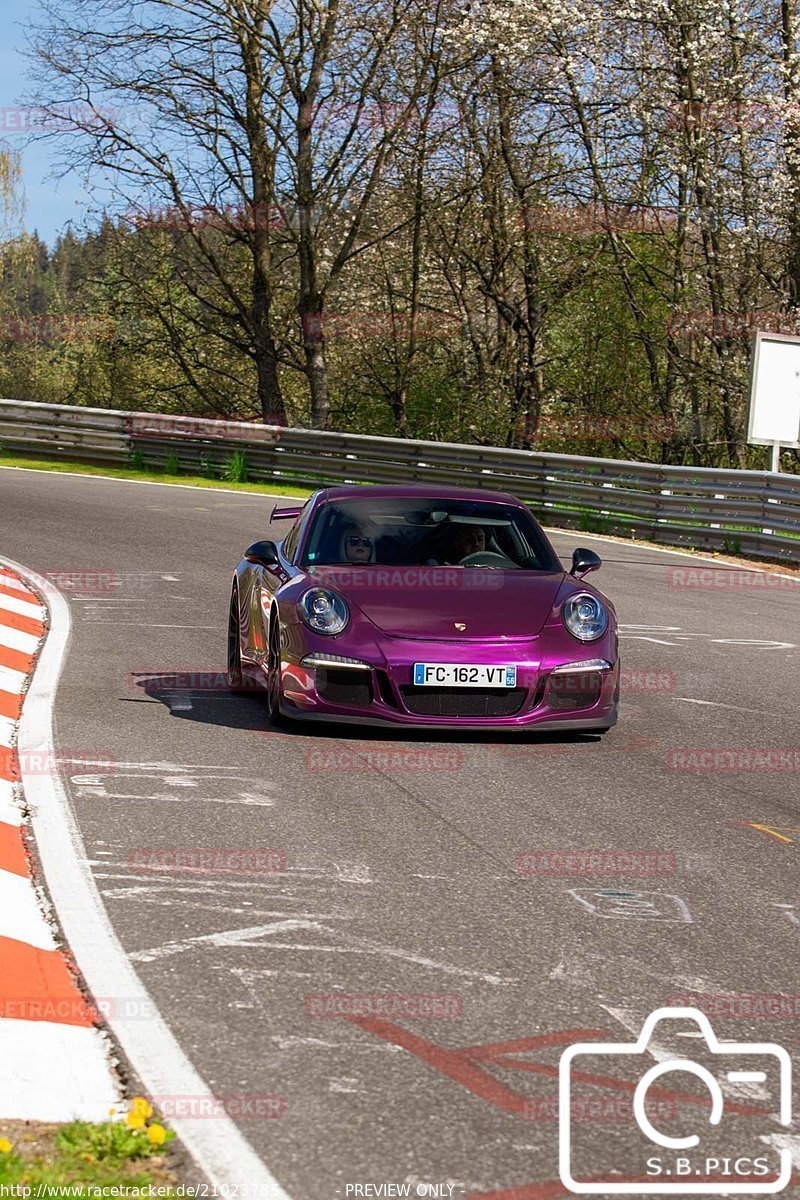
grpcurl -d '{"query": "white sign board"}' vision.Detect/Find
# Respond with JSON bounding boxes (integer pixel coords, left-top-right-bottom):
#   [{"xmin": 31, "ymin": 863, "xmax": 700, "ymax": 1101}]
[{"xmin": 747, "ymin": 331, "xmax": 800, "ymax": 449}]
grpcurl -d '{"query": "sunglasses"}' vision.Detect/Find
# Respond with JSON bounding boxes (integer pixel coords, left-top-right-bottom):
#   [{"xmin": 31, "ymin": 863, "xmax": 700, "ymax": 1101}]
[{"xmin": 347, "ymin": 535, "xmax": 373, "ymax": 547}]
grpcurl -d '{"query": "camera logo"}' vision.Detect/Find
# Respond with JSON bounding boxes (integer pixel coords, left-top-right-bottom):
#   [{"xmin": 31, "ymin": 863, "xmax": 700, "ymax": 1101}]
[{"xmin": 559, "ymin": 1006, "xmax": 792, "ymax": 1194}]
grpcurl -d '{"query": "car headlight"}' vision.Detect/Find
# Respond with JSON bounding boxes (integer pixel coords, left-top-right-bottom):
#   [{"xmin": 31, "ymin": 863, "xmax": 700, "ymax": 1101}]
[
  {"xmin": 299, "ymin": 588, "xmax": 349, "ymax": 635},
  {"xmin": 562, "ymin": 592, "xmax": 608, "ymax": 642}
]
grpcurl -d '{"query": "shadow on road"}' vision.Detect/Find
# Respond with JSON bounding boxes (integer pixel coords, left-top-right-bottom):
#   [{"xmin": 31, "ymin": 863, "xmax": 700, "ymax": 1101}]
[{"xmin": 126, "ymin": 670, "xmax": 608, "ymax": 748}]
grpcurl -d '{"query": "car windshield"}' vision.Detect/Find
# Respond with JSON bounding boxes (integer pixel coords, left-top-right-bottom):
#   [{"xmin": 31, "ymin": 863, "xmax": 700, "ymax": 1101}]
[{"xmin": 300, "ymin": 497, "xmax": 561, "ymax": 570}]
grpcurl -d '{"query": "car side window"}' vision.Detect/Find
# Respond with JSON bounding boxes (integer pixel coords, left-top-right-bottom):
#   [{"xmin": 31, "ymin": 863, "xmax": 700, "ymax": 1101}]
[{"xmin": 282, "ymin": 503, "xmax": 310, "ymax": 563}]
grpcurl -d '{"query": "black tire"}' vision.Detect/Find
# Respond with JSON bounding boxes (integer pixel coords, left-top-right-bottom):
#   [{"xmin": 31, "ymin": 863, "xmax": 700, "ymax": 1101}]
[
  {"xmin": 266, "ymin": 612, "xmax": 285, "ymax": 725},
  {"xmin": 227, "ymin": 587, "xmax": 246, "ymax": 692}
]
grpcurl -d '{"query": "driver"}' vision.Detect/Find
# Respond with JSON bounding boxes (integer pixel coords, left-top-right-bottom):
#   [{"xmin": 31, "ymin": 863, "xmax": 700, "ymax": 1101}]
[{"xmin": 446, "ymin": 524, "xmax": 486, "ymax": 563}]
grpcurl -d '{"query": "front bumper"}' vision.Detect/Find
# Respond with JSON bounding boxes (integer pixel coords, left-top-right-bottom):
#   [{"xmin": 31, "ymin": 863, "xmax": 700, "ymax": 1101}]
[{"xmin": 276, "ymin": 628, "xmax": 619, "ymax": 731}]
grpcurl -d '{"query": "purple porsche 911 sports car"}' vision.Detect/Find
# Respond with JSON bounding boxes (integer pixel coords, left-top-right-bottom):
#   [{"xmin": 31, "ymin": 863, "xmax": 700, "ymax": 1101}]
[{"xmin": 227, "ymin": 484, "xmax": 619, "ymax": 732}]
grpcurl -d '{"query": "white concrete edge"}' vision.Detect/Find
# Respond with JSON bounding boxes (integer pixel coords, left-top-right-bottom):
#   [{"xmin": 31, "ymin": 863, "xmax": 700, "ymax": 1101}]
[
  {"xmin": 0, "ymin": 1019, "xmax": 121, "ymax": 1123},
  {"xmin": 4, "ymin": 554, "xmax": 291, "ymax": 1200}
]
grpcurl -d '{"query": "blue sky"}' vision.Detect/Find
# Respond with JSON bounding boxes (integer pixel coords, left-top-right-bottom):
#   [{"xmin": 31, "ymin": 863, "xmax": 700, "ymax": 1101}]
[{"xmin": 1, "ymin": 0, "xmax": 96, "ymax": 245}]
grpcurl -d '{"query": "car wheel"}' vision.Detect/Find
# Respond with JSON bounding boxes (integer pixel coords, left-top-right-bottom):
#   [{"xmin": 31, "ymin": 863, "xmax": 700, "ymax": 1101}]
[
  {"xmin": 267, "ymin": 612, "xmax": 284, "ymax": 725},
  {"xmin": 227, "ymin": 587, "xmax": 245, "ymax": 692}
]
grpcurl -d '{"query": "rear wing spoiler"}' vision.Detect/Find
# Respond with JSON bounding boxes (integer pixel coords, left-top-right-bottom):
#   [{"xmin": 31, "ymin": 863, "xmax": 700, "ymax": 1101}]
[{"xmin": 270, "ymin": 503, "xmax": 303, "ymax": 522}]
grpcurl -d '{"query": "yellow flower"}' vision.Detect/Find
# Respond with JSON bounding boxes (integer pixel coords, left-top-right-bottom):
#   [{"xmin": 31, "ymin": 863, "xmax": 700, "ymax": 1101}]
[
  {"xmin": 0, "ymin": 1138, "xmax": 12, "ymax": 1155},
  {"xmin": 82, "ymin": 1153, "xmax": 95, "ymax": 1163},
  {"xmin": 108, "ymin": 1108, "xmax": 117, "ymax": 1118},
  {"xmin": 131, "ymin": 1097, "xmax": 154, "ymax": 1119},
  {"xmin": 126, "ymin": 1113, "xmax": 146, "ymax": 1131},
  {"xmin": 146, "ymin": 1124, "xmax": 167, "ymax": 1147}
]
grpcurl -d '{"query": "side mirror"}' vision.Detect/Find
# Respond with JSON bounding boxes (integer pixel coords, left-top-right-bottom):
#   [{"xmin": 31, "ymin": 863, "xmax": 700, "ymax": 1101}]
[
  {"xmin": 245, "ymin": 539, "xmax": 279, "ymax": 567},
  {"xmin": 570, "ymin": 547, "xmax": 601, "ymax": 577}
]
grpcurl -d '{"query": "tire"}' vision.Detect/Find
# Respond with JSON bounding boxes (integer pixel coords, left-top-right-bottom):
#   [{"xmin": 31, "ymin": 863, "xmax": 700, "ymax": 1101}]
[
  {"xmin": 227, "ymin": 586, "xmax": 246, "ymax": 693},
  {"xmin": 266, "ymin": 612, "xmax": 285, "ymax": 725}
]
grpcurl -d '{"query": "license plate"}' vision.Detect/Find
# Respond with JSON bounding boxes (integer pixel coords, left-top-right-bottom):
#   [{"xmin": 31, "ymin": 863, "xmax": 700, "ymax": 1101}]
[{"xmin": 413, "ymin": 663, "xmax": 517, "ymax": 688}]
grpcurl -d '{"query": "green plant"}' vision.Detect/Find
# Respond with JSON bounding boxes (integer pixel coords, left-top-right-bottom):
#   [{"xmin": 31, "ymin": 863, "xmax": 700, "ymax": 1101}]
[
  {"xmin": 222, "ymin": 449, "xmax": 248, "ymax": 483},
  {"xmin": 201, "ymin": 453, "xmax": 217, "ymax": 479},
  {"xmin": 127, "ymin": 448, "xmax": 145, "ymax": 470},
  {"xmin": 0, "ymin": 1100, "xmax": 175, "ymax": 1195},
  {"xmin": 722, "ymin": 535, "xmax": 743, "ymax": 555},
  {"xmin": 163, "ymin": 452, "xmax": 180, "ymax": 474},
  {"xmin": 577, "ymin": 512, "xmax": 611, "ymax": 535}
]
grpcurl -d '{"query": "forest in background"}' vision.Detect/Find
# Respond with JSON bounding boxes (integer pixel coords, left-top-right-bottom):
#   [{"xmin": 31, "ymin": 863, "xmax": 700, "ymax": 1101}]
[{"xmin": 2, "ymin": 0, "xmax": 800, "ymax": 471}]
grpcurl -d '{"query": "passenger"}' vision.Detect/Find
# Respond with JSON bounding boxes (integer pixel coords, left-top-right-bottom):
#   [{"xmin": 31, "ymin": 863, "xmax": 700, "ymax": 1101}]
[{"xmin": 340, "ymin": 524, "xmax": 375, "ymax": 565}]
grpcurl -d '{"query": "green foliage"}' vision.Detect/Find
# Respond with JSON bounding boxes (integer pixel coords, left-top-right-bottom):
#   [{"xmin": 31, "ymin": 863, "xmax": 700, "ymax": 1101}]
[
  {"xmin": 56, "ymin": 1120, "xmax": 173, "ymax": 1163},
  {"xmin": 0, "ymin": 451, "xmax": 309, "ymax": 495},
  {"xmin": 163, "ymin": 452, "xmax": 180, "ymax": 475},
  {"xmin": 0, "ymin": 216, "xmax": 795, "ymax": 472},
  {"xmin": 576, "ymin": 512, "xmax": 612, "ymax": 535},
  {"xmin": 0, "ymin": 1118, "xmax": 174, "ymax": 1195},
  {"xmin": 222, "ymin": 449, "xmax": 249, "ymax": 482}
]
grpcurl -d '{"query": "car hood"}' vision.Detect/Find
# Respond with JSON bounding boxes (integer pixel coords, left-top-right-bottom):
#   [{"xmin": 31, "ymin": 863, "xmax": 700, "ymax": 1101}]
[{"xmin": 307, "ymin": 567, "xmax": 566, "ymax": 640}]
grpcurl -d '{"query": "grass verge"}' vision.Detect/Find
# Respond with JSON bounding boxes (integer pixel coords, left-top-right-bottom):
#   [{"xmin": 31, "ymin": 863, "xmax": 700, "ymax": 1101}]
[
  {"xmin": 0, "ymin": 1107, "xmax": 177, "ymax": 1196},
  {"xmin": 0, "ymin": 451, "xmax": 311, "ymax": 498}
]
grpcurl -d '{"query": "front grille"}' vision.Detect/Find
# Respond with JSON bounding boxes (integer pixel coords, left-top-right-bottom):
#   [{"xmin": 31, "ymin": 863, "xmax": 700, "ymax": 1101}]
[
  {"xmin": 547, "ymin": 673, "xmax": 603, "ymax": 711},
  {"xmin": 399, "ymin": 686, "xmax": 527, "ymax": 718},
  {"xmin": 316, "ymin": 667, "xmax": 372, "ymax": 707}
]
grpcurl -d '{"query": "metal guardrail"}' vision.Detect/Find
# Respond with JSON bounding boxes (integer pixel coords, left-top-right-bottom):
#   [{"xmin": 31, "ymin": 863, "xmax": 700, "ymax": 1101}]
[{"xmin": 1, "ymin": 398, "xmax": 799, "ymax": 563}]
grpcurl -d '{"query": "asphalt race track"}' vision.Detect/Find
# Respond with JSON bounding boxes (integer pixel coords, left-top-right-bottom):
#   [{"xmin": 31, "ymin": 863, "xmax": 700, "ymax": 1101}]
[{"xmin": 2, "ymin": 465, "xmax": 800, "ymax": 1199}]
